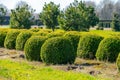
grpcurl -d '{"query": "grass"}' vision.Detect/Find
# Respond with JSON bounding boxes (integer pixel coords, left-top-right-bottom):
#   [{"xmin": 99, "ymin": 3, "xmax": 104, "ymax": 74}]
[
  {"xmin": 80, "ymin": 30, "xmax": 120, "ymax": 38},
  {"xmin": 0, "ymin": 59, "xmax": 108, "ymax": 80}
]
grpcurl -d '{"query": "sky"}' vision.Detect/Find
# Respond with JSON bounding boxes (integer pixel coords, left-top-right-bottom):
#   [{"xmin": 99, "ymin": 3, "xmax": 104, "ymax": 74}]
[{"xmin": 0, "ymin": 0, "xmax": 104, "ymax": 13}]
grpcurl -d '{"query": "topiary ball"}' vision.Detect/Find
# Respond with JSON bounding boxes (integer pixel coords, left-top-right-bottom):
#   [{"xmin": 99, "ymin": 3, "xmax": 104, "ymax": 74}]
[
  {"xmin": 64, "ymin": 31, "xmax": 80, "ymax": 54},
  {"xmin": 96, "ymin": 37, "xmax": 120, "ymax": 62},
  {"xmin": 41, "ymin": 37, "xmax": 75, "ymax": 64},
  {"xmin": 24, "ymin": 36, "xmax": 47, "ymax": 61},
  {"xmin": 0, "ymin": 31, "xmax": 7, "ymax": 47},
  {"xmin": 16, "ymin": 31, "xmax": 33, "ymax": 50},
  {"xmin": 116, "ymin": 53, "xmax": 120, "ymax": 72},
  {"xmin": 4, "ymin": 30, "xmax": 20, "ymax": 49},
  {"xmin": 77, "ymin": 34, "xmax": 103, "ymax": 59}
]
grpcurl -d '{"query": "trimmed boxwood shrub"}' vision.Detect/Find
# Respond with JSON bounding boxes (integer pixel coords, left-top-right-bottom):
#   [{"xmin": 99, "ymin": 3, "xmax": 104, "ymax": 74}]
[
  {"xmin": 0, "ymin": 31, "xmax": 7, "ymax": 47},
  {"xmin": 4, "ymin": 30, "xmax": 20, "ymax": 49},
  {"xmin": 96, "ymin": 37, "xmax": 120, "ymax": 62},
  {"xmin": 24, "ymin": 36, "xmax": 47, "ymax": 61},
  {"xmin": 41, "ymin": 37, "xmax": 75, "ymax": 64},
  {"xmin": 116, "ymin": 53, "xmax": 120, "ymax": 72},
  {"xmin": 77, "ymin": 34, "xmax": 103, "ymax": 59},
  {"xmin": 16, "ymin": 31, "xmax": 33, "ymax": 50},
  {"xmin": 63, "ymin": 31, "xmax": 80, "ymax": 54}
]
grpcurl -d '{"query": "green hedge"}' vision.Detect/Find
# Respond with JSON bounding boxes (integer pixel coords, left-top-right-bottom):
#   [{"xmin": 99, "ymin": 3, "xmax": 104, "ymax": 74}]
[
  {"xmin": 63, "ymin": 31, "xmax": 80, "ymax": 54},
  {"xmin": 116, "ymin": 53, "xmax": 120, "ymax": 72},
  {"xmin": 0, "ymin": 31, "xmax": 7, "ymax": 47},
  {"xmin": 4, "ymin": 30, "xmax": 20, "ymax": 49},
  {"xmin": 24, "ymin": 36, "xmax": 47, "ymax": 61},
  {"xmin": 96, "ymin": 37, "xmax": 120, "ymax": 62},
  {"xmin": 77, "ymin": 34, "xmax": 103, "ymax": 59},
  {"xmin": 41, "ymin": 37, "xmax": 75, "ymax": 64},
  {"xmin": 16, "ymin": 31, "xmax": 33, "ymax": 50}
]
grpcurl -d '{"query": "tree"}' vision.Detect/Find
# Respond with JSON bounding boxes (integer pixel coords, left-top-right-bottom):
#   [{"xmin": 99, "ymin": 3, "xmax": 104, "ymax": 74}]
[
  {"xmin": 58, "ymin": 0, "xmax": 99, "ymax": 31},
  {"xmin": 0, "ymin": 4, "xmax": 7, "ymax": 25},
  {"xmin": 10, "ymin": 1, "xmax": 35, "ymax": 29},
  {"xmin": 111, "ymin": 13, "xmax": 120, "ymax": 31},
  {"xmin": 40, "ymin": 2, "xmax": 60, "ymax": 31}
]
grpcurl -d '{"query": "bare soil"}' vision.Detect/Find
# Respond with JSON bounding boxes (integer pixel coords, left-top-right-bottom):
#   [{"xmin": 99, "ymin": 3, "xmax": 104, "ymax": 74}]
[{"xmin": 0, "ymin": 48, "xmax": 120, "ymax": 80}]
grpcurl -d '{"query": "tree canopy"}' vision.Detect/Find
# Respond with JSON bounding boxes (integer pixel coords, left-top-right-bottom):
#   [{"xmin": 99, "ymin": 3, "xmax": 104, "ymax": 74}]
[
  {"xmin": 58, "ymin": 0, "xmax": 99, "ymax": 31},
  {"xmin": 112, "ymin": 13, "xmax": 120, "ymax": 31},
  {"xmin": 0, "ymin": 4, "xmax": 7, "ymax": 25},
  {"xmin": 40, "ymin": 2, "xmax": 60, "ymax": 31},
  {"xmin": 10, "ymin": 1, "xmax": 35, "ymax": 29}
]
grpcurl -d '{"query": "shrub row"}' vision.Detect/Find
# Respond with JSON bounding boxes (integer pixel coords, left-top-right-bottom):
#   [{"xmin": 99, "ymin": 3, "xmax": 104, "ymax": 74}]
[{"xmin": 2, "ymin": 29, "xmax": 120, "ymax": 70}]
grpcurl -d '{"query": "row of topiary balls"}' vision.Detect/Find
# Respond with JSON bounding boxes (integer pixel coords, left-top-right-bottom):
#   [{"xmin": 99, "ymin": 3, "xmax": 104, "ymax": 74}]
[
  {"xmin": 0, "ymin": 29, "xmax": 80, "ymax": 65},
  {"xmin": 0, "ymin": 29, "xmax": 120, "ymax": 72}
]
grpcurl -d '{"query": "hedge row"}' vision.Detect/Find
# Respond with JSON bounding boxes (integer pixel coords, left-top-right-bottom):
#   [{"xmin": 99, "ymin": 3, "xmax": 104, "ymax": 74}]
[{"xmin": 2, "ymin": 29, "xmax": 120, "ymax": 69}]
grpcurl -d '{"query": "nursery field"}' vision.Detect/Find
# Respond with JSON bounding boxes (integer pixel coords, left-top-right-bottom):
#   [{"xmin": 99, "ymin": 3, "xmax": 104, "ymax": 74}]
[
  {"xmin": 0, "ymin": 27, "xmax": 120, "ymax": 80},
  {"xmin": 0, "ymin": 59, "xmax": 107, "ymax": 80}
]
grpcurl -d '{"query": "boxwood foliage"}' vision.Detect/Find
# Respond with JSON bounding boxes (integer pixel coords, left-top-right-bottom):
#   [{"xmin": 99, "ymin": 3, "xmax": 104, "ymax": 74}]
[
  {"xmin": 30, "ymin": 28, "xmax": 40, "ymax": 32},
  {"xmin": 47, "ymin": 32, "xmax": 64, "ymax": 38},
  {"xmin": 4, "ymin": 30, "xmax": 20, "ymax": 49},
  {"xmin": 41, "ymin": 37, "xmax": 75, "ymax": 64},
  {"xmin": 33, "ymin": 31, "xmax": 49, "ymax": 36},
  {"xmin": 24, "ymin": 36, "xmax": 47, "ymax": 61},
  {"xmin": 116, "ymin": 53, "xmax": 120, "ymax": 72},
  {"xmin": 96, "ymin": 37, "xmax": 120, "ymax": 62},
  {"xmin": 63, "ymin": 31, "xmax": 80, "ymax": 54},
  {"xmin": 0, "ymin": 31, "xmax": 7, "ymax": 47},
  {"xmin": 16, "ymin": 31, "xmax": 33, "ymax": 50},
  {"xmin": 77, "ymin": 34, "xmax": 103, "ymax": 59}
]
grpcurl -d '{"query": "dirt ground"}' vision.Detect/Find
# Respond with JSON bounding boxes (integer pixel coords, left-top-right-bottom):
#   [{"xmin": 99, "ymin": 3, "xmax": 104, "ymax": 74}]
[{"xmin": 0, "ymin": 48, "xmax": 120, "ymax": 80}]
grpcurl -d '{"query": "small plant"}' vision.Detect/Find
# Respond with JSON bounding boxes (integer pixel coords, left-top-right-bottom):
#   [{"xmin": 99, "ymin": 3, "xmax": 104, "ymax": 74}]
[
  {"xmin": 96, "ymin": 37, "xmax": 120, "ymax": 62},
  {"xmin": 4, "ymin": 30, "xmax": 20, "ymax": 49},
  {"xmin": 77, "ymin": 34, "xmax": 103, "ymax": 59},
  {"xmin": 41, "ymin": 37, "xmax": 75, "ymax": 64},
  {"xmin": 16, "ymin": 31, "xmax": 33, "ymax": 50},
  {"xmin": 24, "ymin": 36, "xmax": 47, "ymax": 61}
]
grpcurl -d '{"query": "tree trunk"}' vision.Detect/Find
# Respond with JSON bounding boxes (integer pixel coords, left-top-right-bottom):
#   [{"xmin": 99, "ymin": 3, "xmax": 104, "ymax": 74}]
[{"xmin": 52, "ymin": 27, "xmax": 54, "ymax": 32}]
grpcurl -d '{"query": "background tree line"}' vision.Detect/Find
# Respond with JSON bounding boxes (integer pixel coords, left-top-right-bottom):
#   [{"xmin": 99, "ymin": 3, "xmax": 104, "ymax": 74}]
[{"xmin": 0, "ymin": 0, "xmax": 120, "ymax": 31}]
